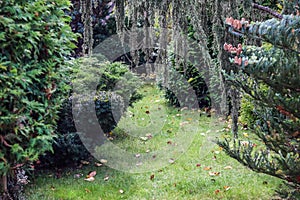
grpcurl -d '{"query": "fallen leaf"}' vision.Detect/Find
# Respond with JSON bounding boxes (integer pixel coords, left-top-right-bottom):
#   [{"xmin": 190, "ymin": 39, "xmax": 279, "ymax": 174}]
[
  {"xmin": 74, "ymin": 174, "xmax": 83, "ymax": 179},
  {"xmin": 140, "ymin": 136, "xmax": 148, "ymax": 141},
  {"xmin": 203, "ymin": 166, "xmax": 212, "ymax": 170},
  {"xmin": 224, "ymin": 186, "xmax": 231, "ymax": 191},
  {"xmin": 84, "ymin": 177, "xmax": 95, "ymax": 182},
  {"xmin": 169, "ymin": 158, "xmax": 175, "ymax": 164},
  {"xmin": 135, "ymin": 154, "xmax": 141, "ymax": 158},
  {"xmin": 215, "ymin": 189, "xmax": 220, "ymax": 194},
  {"xmin": 104, "ymin": 176, "xmax": 109, "ymax": 181},
  {"xmin": 209, "ymin": 172, "xmax": 220, "ymax": 176},
  {"xmin": 100, "ymin": 159, "xmax": 108, "ymax": 164},
  {"xmin": 150, "ymin": 174, "xmax": 155, "ymax": 180},
  {"xmin": 87, "ymin": 171, "xmax": 96, "ymax": 178},
  {"xmin": 119, "ymin": 189, "xmax": 124, "ymax": 194},
  {"xmin": 179, "ymin": 121, "xmax": 189, "ymax": 126},
  {"xmin": 187, "ymin": 118, "xmax": 193, "ymax": 121},
  {"xmin": 95, "ymin": 162, "xmax": 103, "ymax": 167},
  {"xmin": 81, "ymin": 160, "xmax": 89, "ymax": 165},
  {"xmin": 243, "ymin": 132, "xmax": 249, "ymax": 137},
  {"xmin": 224, "ymin": 166, "xmax": 233, "ymax": 170},
  {"xmin": 181, "ymin": 107, "xmax": 188, "ymax": 111},
  {"xmin": 85, "ymin": 188, "xmax": 91, "ymax": 193}
]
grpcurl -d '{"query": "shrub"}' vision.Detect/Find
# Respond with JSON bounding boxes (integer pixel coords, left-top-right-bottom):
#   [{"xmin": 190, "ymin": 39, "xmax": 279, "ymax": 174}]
[
  {"xmin": 239, "ymin": 94, "xmax": 257, "ymax": 128},
  {"xmin": 38, "ymin": 133, "xmax": 90, "ymax": 168},
  {"xmin": 0, "ymin": 0, "xmax": 77, "ymax": 197},
  {"xmin": 160, "ymin": 59, "xmax": 210, "ymax": 109},
  {"xmin": 39, "ymin": 58, "xmax": 143, "ymax": 167}
]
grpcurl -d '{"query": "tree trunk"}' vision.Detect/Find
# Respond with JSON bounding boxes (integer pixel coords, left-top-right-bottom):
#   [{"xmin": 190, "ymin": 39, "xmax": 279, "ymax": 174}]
[{"xmin": 1, "ymin": 175, "xmax": 11, "ymax": 200}]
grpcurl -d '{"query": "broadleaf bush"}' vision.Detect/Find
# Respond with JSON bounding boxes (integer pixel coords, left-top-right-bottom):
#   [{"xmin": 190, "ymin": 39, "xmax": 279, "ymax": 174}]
[{"xmin": 0, "ymin": 0, "xmax": 77, "ymax": 197}]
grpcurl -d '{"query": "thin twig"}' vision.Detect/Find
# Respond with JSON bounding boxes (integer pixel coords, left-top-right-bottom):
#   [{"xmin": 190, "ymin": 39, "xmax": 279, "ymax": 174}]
[{"xmin": 252, "ymin": 3, "xmax": 283, "ymax": 19}]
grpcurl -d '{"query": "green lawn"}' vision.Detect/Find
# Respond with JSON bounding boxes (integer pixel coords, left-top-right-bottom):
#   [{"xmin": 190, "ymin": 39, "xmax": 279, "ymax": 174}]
[{"xmin": 25, "ymin": 84, "xmax": 282, "ymax": 200}]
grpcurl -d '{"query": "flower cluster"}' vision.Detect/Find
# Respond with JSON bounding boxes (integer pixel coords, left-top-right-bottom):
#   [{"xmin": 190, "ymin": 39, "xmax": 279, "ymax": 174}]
[
  {"xmin": 225, "ymin": 17, "xmax": 249, "ymax": 30},
  {"xmin": 223, "ymin": 43, "xmax": 243, "ymax": 55},
  {"xmin": 223, "ymin": 43, "xmax": 248, "ymax": 66}
]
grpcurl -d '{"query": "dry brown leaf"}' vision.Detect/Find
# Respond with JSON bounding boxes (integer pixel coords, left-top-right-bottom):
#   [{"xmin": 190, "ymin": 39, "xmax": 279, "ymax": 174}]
[
  {"xmin": 150, "ymin": 174, "xmax": 155, "ymax": 180},
  {"xmin": 203, "ymin": 166, "xmax": 212, "ymax": 170}
]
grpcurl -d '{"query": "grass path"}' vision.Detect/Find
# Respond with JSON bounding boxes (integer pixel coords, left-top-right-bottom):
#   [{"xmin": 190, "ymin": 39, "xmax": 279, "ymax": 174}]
[{"xmin": 25, "ymin": 84, "xmax": 281, "ymax": 200}]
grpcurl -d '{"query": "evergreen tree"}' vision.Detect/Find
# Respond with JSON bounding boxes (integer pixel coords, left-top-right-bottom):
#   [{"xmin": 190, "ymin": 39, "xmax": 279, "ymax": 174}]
[{"xmin": 218, "ymin": 1, "xmax": 300, "ymax": 198}]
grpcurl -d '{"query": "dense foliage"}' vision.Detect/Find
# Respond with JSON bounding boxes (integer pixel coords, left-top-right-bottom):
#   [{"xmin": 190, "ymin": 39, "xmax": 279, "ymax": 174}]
[
  {"xmin": 68, "ymin": 0, "xmax": 116, "ymax": 56},
  {"xmin": 0, "ymin": 0, "xmax": 77, "ymax": 197},
  {"xmin": 39, "ymin": 58, "xmax": 143, "ymax": 168}
]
